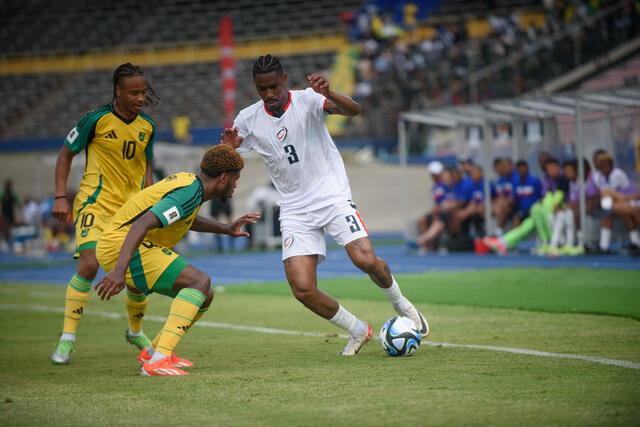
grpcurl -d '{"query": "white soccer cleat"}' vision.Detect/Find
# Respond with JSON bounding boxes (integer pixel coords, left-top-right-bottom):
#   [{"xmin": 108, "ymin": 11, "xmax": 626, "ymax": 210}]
[
  {"xmin": 396, "ymin": 305, "xmax": 430, "ymax": 338},
  {"xmin": 338, "ymin": 324, "xmax": 373, "ymax": 356}
]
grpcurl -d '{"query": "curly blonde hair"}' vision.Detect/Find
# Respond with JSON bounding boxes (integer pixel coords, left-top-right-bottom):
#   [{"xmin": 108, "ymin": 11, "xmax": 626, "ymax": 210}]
[{"xmin": 200, "ymin": 144, "xmax": 244, "ymax": 177}]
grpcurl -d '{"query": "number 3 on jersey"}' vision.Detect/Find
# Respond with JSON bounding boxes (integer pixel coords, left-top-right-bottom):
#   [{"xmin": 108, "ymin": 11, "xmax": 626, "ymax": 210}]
[{"xmin": 284, "ymin": 144, "xmax": 299, "ymax": 164}]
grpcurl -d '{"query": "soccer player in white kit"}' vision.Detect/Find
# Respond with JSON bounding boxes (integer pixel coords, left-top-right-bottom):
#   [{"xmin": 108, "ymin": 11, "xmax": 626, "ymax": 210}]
[{"xmin": 221, "ymin": 55, "xmax": 429, "ymax": 355}]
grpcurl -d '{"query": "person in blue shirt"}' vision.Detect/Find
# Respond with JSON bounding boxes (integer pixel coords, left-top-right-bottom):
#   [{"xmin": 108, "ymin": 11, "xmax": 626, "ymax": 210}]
[
  {"xmin": 450, "ymin": 164, "xmax": 495, "ymax": 237},
  {"xmin": 484, "ymin": 158, "xmax": 568, "ymax": 255},
  {"xmin": 513, "ymin": 159, "xmax": 542, "ymax": 224},
  {"xmin": 492, "ymin": 157, "xmax": 518, "ymax": 236},
  {"xmin": 416, "ymin": 168, "xmax": 463, "ymax": 251}
]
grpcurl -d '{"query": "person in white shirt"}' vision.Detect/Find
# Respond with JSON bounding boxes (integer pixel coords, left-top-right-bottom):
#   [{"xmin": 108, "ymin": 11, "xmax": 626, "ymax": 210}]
[
  {"xmin": 591, "ymin": 152, "xmax": 639, "ymax": 253},
  {"xmin": 221, "ymin": 55, "xmax": 428, "ymax": 355}
]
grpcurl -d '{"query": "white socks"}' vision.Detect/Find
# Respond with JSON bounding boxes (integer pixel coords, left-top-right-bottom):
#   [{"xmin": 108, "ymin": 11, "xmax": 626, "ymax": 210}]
[
  {"xmin": 600, "ymin": 227, "xmax": 612, "ymax": 251},
  {"xmin": 127, "ymin": 328, "xmax": 142, "ymax": 337},
  {"xmin": 60, "ymin": 333, "xmax": 76, "ymax": 342},
  {"xmin": 149, "ymin": 348, "xmax": 169, "ymax": 364},
  {"xmin": 381, "ymin": 277, "xmax": 411, "ymax": 312},
  {"xmin": 329, "ymin": 305, "xmax": 367, "ymax": 336}
]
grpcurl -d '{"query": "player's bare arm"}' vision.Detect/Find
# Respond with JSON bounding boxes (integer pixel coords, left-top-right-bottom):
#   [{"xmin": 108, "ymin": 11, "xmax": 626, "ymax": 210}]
[
  {"xmin": 190, "ymin": 212, "xmax": 260, "ymax": 236},
  {"xmin": 94, "ymin": 212, "xmax": 160, "ymax": 300},
  {"xmin": 52, "ymin": 145, "xmax": 75, "ymax": 224},
  {"xmin": 220, "ymin": 127, "xmax": 244, "ymax": 149},
  {"xmin": 307, "ymin": 73, "xmax": 360, "ymax": 117},
  {"xmin": 144, "ymin": 161, "xmax": 154, "ymax": 188}
]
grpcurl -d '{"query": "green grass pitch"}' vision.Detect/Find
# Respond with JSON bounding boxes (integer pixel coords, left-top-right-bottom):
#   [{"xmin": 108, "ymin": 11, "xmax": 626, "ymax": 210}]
[{"xmin": 1, "ymin": 268, "xmax": 639, "ymax": 426}]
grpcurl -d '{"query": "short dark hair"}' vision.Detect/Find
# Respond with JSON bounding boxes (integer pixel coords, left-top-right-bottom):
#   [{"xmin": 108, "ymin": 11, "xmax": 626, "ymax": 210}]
[
  {"xmin": 516, "ymin": 159, "xmax": 528, "ymax": 168},
  {"xmin": 252, "ymin": 55, "xmax": 283, "ymax": 78},
  {"xmin": 545, "ymin": 157, "xmax": 560, "ymax": 167},
  {"xmin": 200, "ymin": 145, "xmax": 244, "ymax": 178}
]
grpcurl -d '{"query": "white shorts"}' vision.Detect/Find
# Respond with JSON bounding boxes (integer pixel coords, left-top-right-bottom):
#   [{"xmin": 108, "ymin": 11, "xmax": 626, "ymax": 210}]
[{"xmin": 280, "ymin": 199, "xmax": 369, "ymax": 263}]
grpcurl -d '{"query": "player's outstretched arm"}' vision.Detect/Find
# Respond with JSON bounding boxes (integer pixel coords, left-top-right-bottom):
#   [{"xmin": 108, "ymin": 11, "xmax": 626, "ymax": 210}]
[
  {"xmin": 52, "ymin": 145, "xmax": 75, "ymax": 224},
  {"xmin": 190, "ymin": 212, "xmax": 260, "ymax": 236},
  {"xmin": 307, "ymin": 73, "xmax": 360, "ymax": 117},
  {"xmin": 220, "ymin": 127, "xmax": 244, "ymax": 149},
  {"xmin": 94, "ymin": 212, "xmax": 161, "ymax": 300}
]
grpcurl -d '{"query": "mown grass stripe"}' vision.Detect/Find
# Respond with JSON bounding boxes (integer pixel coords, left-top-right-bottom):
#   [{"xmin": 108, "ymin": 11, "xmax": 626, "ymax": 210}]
[{"xmin": 2, "ymin": 303, "xmax": 638, "ymax": 370}]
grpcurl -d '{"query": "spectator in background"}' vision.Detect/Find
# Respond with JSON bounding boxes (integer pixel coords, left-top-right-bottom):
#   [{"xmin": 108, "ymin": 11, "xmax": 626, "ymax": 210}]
[
  {"xmin": 449, "ymin": 163, "xmax": 494, "ymax": 238},
  {"xmin": 172, "ymin": 114, "xmax": 192, "ymax": 144},
  {"xmin": 484, "ymin": 157, "xmax": 568, "ymax": 255},
  {"xmin": 426, "ymin": 160, "xmax": 444, "ymax": 184},
  {"xmin": 590, "ymin": 152, "xmax": 639, "ymax": 253},
  {"xmin": 416, "ymin": 168, "xmax": 463, "ymax": 252},
  {"xmin": 415, "ymin": 160, "xmax": 443, "ymax": 248},
  {"xmin": 208, "ymin": 198, "xmax": 234, "ymax": 252},
  {"xmin": 458, "ymin": 157, "xmax": 475, "ymax": 178},
  {"xmin": 0, "ymin": 179, "xmax": 20, "ymax": 252},
  {"xmin": 513, "ymin": 159, "xmax": 542, "ymax": 226},
  {"xmin": 492, "ymin": 157, "xmax": 518, "ymax": 236}
]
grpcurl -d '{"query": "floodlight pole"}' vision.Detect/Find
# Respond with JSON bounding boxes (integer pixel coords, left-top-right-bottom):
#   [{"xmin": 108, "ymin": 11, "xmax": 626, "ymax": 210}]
[
  {"xmin": 398, "ymin": 117, "xmax": 410, "ymax": 239},
  {"xmin": 575, "ymin": 99, "xmax": 587, "ymax": 247},
  {"xmin": 482, "ymin": 122, "xmax": 494, "ymax": 237}
]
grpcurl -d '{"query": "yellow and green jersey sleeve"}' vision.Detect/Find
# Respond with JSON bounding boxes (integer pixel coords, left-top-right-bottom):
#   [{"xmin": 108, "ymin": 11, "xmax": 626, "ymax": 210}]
[
  {"xmin": 65, "ymin": 105, "xmax": 156, "ymax": 219},
  {"xmin": 100, "ymin": 173, "xmax": 204, "ymax": 251}
]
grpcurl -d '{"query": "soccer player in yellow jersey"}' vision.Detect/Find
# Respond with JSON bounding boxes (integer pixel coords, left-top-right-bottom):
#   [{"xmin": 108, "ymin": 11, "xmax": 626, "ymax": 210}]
[
  {"xmin": 94, "ymin": 145, "xmax": 259, "ymax": 376},
  {"xmin": 51, "ymin": 63, "xmax": 159, "ymax": 364}
]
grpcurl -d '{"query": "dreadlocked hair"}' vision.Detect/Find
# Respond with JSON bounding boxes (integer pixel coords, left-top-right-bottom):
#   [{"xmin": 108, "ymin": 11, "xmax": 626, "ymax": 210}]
[
  {"xmin": 112, "ymin": 63, "xmax": 160, "ymax": 106},
  {"xmin": 200, "ymin": 145, "xmax": 244, "ymax": 178},
  {"xmin": 252, "ymin": 54, "xmax": 283, "ymax": 78}
]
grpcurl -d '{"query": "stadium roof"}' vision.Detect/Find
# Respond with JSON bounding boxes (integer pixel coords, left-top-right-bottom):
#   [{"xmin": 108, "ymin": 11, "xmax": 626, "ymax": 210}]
[{"xmin": 400, "ymin": 86, "xmax": 640, "ymax": 127}]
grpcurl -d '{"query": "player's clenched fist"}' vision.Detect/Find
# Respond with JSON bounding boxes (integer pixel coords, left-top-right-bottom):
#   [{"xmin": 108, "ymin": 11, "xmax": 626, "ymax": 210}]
[{"xmin": 307, "ymin": 73, "xmax": 330, "ymax": 96}]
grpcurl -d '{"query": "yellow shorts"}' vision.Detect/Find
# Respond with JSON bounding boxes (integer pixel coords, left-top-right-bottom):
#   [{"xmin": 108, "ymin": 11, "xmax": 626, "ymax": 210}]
[
  {"xmin": 96, "ymin": 239, "xmax": 190, "ymax": 298},
  {"xmin": 72, "ymin": 202, "xmax": 109, "ymax": 258}
]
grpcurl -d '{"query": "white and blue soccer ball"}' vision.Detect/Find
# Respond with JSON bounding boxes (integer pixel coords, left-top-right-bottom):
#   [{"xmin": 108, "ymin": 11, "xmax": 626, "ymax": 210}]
[{"xmin": 379, "ymin": 316, "xmax": 421, "ymax": 357}]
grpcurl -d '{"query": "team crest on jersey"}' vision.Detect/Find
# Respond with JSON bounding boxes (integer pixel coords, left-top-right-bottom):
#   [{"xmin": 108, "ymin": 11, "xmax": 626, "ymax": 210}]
[
  {"xmin": 276, "ymin": 127, "xmax": 288, "ymax": 142},
  {"xmin": 139, "ymin": 132, "xmax": 146, "ymax": 142},
  {"xmin": 283, "ymin": 235, "xmax": 294, "ymax": 248}
]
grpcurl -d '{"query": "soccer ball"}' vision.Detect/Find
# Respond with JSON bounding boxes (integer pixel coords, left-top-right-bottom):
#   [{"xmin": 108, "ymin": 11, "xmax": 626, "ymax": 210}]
[{"xmin": 379, "ymin": 316, "xmax": 421, "ymax": 357}]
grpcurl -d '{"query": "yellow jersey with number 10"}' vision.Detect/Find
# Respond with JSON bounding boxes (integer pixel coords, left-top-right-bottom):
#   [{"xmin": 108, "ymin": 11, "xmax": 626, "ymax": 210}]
[{"xmin": 64, "ymin": 104, "xmax": 155, "ymax": 224}]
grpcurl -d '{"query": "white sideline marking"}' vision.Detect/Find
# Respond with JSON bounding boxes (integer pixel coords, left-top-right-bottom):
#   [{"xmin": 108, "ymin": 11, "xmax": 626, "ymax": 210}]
[{"xmin": 3, "ymin": 303, "xmax": 639, "ymax": 370}]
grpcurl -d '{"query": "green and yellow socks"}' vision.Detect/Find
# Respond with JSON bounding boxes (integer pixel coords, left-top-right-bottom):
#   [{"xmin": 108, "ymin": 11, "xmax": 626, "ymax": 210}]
[
  {"xmin": 150, "ymin": 288, "xmax": 207, "ymax": 363},
  {"xmin": 60, "ymin": 273, "xmax": 92, "ymax": 341}
]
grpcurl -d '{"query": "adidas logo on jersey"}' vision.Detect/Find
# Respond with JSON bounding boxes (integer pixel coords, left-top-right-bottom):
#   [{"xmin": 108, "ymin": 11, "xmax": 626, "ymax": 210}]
[{"xmin": 105, "ymin": 130, "xmax": 118, "ymax": 139}]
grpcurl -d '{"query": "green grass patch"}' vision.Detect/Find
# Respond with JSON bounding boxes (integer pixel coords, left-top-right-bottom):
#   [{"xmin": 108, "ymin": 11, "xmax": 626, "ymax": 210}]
[
  {"xmin": 227, "ymin": 268, "xmax": 640, "ymax": 320},
  {"xmin": 1, "ymin": 268, "xmax": 639, "ymax": 426}
]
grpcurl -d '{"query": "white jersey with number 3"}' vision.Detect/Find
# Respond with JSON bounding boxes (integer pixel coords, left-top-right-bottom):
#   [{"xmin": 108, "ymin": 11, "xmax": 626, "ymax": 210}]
[{"xmin": 233, "ymin": 88, "xmax": 352, "ymax": 217}]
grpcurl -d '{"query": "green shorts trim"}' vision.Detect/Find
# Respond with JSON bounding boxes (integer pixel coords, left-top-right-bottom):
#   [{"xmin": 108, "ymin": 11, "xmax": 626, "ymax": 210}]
[
  {"xmin": 152, "ymin": 256, "xmax": 190, "ymax": 298},
  {"xmin": 130, "ymin": 250, "xmax": 150, "ymax": 294},
  {"xmin": 73, "ymin": 241, "xmax": 97, "ymax": 259}
]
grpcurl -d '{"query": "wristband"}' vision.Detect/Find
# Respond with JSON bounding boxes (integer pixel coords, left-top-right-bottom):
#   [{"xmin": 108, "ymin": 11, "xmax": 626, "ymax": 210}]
[{"xmin": 54, "ymin": 195, "xmax": 67, "ymax": 199}]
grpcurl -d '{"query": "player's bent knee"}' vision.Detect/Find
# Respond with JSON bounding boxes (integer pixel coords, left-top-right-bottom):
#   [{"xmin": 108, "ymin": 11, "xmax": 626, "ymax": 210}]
[
  {"xmin": 202, "ymin": 287, "xmax": 214, "ymax": 309},
  {"xmin": 291, "ymin": 285, "xmax": 317, "ymax": 304},
  {"xmin": 188, "ymin": 270, "xmax": 211, "ymax": 295},
  {"xmin": 352, "ymin": 251, "xmax": 377, "ymax": 272},
  {"xmin": 77, "ymin": 259, "xmax": 99, "ymax": 280}
]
